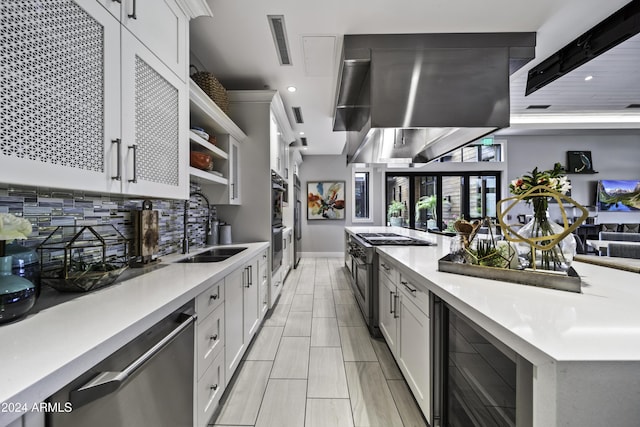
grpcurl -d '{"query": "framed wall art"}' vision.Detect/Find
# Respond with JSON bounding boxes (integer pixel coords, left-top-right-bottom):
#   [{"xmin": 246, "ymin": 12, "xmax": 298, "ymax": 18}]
[
  {"xmin": 567, "ymin": 151, "xmax": 596, "ymax": 174},
  {"xmin": 307, "ymin": 181, "xmax": 345, "ymax": 220}
]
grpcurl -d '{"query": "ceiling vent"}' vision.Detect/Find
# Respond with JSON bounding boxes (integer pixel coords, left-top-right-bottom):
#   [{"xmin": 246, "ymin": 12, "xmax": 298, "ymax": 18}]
[
  {"xmin": 292, "ymin": 107, "xmax": 304, "ymax": 124},
  {"xmin": 267, "ymin": 15, "xmax": 292, "ymax": 65},
  {"xmin": 526, "ymin": 105, "xmax": 551, "ymax": 109},
  {"xmin": 626, "ymin": 104, "xmax": 640, "ymax": 109}
]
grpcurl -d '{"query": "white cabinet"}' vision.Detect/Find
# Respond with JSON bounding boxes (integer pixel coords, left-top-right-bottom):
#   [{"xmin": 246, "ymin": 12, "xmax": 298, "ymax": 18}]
[
  {"xmin": 397, "ymin": 276, "xmax": 430, "ymax": 419},
  {"xmin": 378, "ymin": 271, "xmax": 398, "ymax": 351},
  {"xmin": 99, "ymin": 0, "xmax": 188, "ymax": 80},
  {"xmin": 120, "ymin": 28, "xmax": 188, "ymax": 199},
  {"xmin": 224, "ymin": 253, "xmax": 261, "ymax": 383},
  {"xmin": 224, "ymin": 266, "xmax": 245, "ymax": 383},
  {"xmin": 378, "ymin": 256, "xmax": 431, "ymax": 422},
  {"xmin": 259, "ymin": 249, "xmax": 270, "ymax": 319},
  {"xmin": 0, "ymin": 0, "xmax": 121, "ymax": 194},
  {"xmin": 195, "ymin": 279, "xmax": 225, "ymax": 427},
  {"xmin": 189, "ymin": 80, "xmax": 247, "ymax": 204},
  {"xmin": 243, "ymin": 257, "xmax": 260, "ymax": 343},
  {"xmin": 269, "ymin": 98, "xmax": 295, "ymax": 179},
  {"xmin": 282, "ymin": 229, "xmax": 292, "ymax": 279},
  {"xmin": 0, "ymin": 0, "xmax": 189, "ymax": 199}
]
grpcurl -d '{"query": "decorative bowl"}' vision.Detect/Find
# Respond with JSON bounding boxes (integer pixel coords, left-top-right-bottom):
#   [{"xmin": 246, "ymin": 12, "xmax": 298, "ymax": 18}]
[{"xmin": 190, "ymin": 151, "xmax": 213, "ymax": 171}]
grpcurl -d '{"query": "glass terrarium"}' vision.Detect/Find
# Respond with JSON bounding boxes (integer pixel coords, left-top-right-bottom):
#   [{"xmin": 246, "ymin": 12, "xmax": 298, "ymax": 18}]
[{"xmin": 38, "ymin": 225, "xmax": 129, "ymax": 292}]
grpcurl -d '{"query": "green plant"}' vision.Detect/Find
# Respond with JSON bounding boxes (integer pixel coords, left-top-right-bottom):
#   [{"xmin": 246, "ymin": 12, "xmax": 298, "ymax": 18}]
[
  {"xmin": 387, "ymin": 200, "xmax": 404, "ymax": 219},
  {"xmin": 415, "ymin": 195, "xmax": 437, "ymax": 223}
]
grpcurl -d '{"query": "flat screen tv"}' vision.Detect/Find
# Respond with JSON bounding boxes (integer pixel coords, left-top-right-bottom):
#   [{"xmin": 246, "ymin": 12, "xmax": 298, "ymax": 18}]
[{"xmin": 597, "ymin": 180, "xmax": 640, "ymax": 211}]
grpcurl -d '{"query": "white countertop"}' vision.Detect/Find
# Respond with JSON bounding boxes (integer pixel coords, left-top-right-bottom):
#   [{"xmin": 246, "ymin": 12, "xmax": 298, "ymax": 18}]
[
  {"xmin": 0, "ymin": 242, "xmax": 269, "ymax": 426},
  {"xmin": 346, "ymin": 226, "xmax": 640, "ymax": 364}
]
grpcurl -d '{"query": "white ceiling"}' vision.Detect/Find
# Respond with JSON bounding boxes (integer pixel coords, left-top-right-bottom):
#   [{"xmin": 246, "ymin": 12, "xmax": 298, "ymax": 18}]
[{"xmin": 189, "ymin": 0, "xmax": 639, "ymax": 155}]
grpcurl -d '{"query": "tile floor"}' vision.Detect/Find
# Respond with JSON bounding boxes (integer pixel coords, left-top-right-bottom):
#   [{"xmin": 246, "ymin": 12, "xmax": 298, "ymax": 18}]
[{"xmin": 210, "ymin": 257, "xmax": 429, "ymax": 427}]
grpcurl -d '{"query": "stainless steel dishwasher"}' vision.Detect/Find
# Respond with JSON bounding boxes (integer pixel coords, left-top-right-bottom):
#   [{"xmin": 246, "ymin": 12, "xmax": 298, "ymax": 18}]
[{"xmin": 47, "ymin": 302, "xmax": 196, "ymax": 427}]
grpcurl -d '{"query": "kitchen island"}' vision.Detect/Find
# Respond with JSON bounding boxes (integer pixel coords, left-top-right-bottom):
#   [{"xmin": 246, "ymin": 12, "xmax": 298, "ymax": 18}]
[
  {"xmin": 346, "ymin": 226, "xmax": 640, "ymax": 427},
  {"xmin": 0, "ymin": 242, "xmax": 269, "ymax": 427}
]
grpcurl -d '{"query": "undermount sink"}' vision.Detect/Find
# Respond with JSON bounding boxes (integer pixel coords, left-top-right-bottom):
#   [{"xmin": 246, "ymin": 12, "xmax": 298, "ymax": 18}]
[{"xmin": 177, "ymin": 247, "xmax": 247, "ymax": 263}]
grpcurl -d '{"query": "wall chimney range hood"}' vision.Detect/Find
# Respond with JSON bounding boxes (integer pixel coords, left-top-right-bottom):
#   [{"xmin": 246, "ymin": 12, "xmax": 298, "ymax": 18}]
[{"xmin": 333, "ymin": 33, "xmax": 536, "ymax": 164}]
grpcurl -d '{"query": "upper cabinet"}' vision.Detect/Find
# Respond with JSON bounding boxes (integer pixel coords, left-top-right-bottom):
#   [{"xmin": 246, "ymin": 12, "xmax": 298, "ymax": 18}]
[
  {"xmin": 269, "ymin": 94, "xmax": 296, "ymax": 179},
  {"xmin": 189, "ymin": 80, "xmax": 247, "ymax": 204},
  {"xmin": 0, "ymin": 0, "xmax": 194, "ymax": 199},
  {"xmin": 120, "ymin": 29, "xmax": 188, "ymax": 199}
]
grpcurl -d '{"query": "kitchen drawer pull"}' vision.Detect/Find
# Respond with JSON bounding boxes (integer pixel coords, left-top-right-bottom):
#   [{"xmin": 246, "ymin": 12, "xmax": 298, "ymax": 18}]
[
  {"xmin": 401, "ymin": 281, "xmax": 417, "ymax": 293},
  {"xmin": 111, "ymin": 139, "xmax": 121, "ymax": 181},
  {"xmin": 210, "ymin": 384, "xmax": 218, "ymax": 391},
  {"xmin": 381, "ymin": 263, "xmax": 390, "ymax": 271},
  {"xmin": 128, "ymin": 0, "xmax": 137, "ymax": 19},
  {"xmin": 112, "ymin": 0, "xmax": 121, "ymax": 3},
  {"xmin": 209, "ymin": 334, "xmax": 218, "ymax": 341},
  {"xmin": 389, "ymin": 291, "xmax": 395, "ymax": 313},
  {"xmin": 70, "ymin": 310, "xmax": 196, "ymax": 408},
  {"xmin": 128, "ymin": 145, "xmax": 137, "ymax": 183},
  {"xmin": 393, "ymin": 294, "xmax": 399, "ymax": 318}
]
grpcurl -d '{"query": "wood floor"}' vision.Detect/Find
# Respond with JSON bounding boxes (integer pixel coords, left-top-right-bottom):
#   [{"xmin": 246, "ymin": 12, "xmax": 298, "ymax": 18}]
[{"xmin": 211, "ymin": 257, "xmax": 428, "ymax": 427}]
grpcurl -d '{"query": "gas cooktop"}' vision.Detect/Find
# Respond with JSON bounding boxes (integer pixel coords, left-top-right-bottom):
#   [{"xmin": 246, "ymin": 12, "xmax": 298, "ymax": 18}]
[{"xmin": 355, "ymin": 232, "xmax": 436, "ymax": 246}]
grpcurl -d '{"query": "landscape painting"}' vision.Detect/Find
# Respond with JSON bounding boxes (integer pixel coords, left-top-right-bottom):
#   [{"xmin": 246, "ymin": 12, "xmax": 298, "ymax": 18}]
[{"xmin": 597, "ymin": 180, "xmax": 640, "ymax": 211}]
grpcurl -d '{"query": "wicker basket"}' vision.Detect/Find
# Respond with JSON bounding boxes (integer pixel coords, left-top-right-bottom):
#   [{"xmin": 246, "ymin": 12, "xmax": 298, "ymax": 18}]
[{"xmin": 190, "ymin": 65, "xmax": 230, "ymax": 115}]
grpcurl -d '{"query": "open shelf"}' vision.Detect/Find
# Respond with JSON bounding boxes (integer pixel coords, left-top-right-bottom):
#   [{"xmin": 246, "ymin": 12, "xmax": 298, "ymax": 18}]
[
  {"xmin": 189, "ymin": 80, "xmax": 247, "ymax": 142},
  {"xmin": 189, "ymin": 131, "xmax": 228, "ymax": 160},
  {"xmin": 189, "ymin": 167, "xmax": 228, "ymax": 185}
]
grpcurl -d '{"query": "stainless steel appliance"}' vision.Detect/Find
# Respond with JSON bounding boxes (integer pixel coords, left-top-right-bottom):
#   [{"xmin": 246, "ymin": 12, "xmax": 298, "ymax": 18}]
[
  {"xmin": 347, "ymin": 232, "xmax": 434, "ymax": 336},
  {"xmin": 272, "ymin": 171, "xmax": 285, "ymax": 271},
  {"xmin": 333, "ymin": 33, "xmax": 536, "ymax": 164},
  {"xmin": 47, "ymin": 302, "xmax": 196, "ymax": 427},
  {"xmin": 293, "ymin": 175, "xmax": 301, "ymax": 268},
  {"xmin": 431, "ymin": 297, "xmax": 533, "ymax": 427},
  {"xmin": 272, "ymin": 226, "xmax": 283, "ymax": 271},
  {"xmin": 272, "ymin": 171, "xmax": 285, "ymax": 227}
]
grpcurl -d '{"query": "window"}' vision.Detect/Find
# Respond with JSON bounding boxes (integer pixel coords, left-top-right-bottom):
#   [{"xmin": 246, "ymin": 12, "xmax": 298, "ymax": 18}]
[
  {"xmin": 353, "ymin": 168, "xmax": 372, "ymax": 222},
  {"xmin": 385, "ymin": 171, "xmax": 501, "ymax": 231}
]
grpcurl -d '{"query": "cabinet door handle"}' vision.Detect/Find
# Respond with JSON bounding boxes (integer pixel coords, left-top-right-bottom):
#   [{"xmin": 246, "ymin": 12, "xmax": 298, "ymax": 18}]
[
  {"xmin": 210, "ymin": 384, "xmax": 218, "ymax": 391},
  {"xmin": 393, "ymin": 294, "xmax": 399, "ymax": 318},
  {"xmin": 230, "ymin": 183, "xmax": 235, "ymax": 199},
  {"xmin": 249, "ymin": 265, "xmax": 253, "ymax": 286},
  {"xmin": 401, "ymin": 281, "xmax": 417, "ymax": 294},
  {"xmin": 389, "ymin": 291, "xmax": 395, "ymax": 314},
  {"xmin": 128, "ymin": 0, "xmax": 137, "ymax": 19},
  {"xmin": 210, "ymin": 294, "xmax": 218, "ymax": 301},
  {"xmin": 209, "ymin": 334, "xmax": 218, "ymax": 341},
  {"xmin": 112, "ymin": 0, "xmax": 121, "ymax": 3},
  {"xmin": 128, "ymin": 145, "xmax": 137, "ymax": 183},
  {"xmin": 111, "ymin": 139, "xmax": 122, "ymax": 181},
  {"xmin": 381, "ymin": 263, "xmax": 390, "ymax": 271}
]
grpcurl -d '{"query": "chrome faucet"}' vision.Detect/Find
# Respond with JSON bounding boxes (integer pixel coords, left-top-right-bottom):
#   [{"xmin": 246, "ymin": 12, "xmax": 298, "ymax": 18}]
[{"xmin": 183, "ymin": 191, "xmax": 211, "ymax": 254}]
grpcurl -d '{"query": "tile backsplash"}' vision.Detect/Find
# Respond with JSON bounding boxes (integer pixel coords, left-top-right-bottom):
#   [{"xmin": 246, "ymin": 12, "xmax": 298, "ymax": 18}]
[{"xmin": 0, "ymin": 184, "xmax": 211, "ymax": 258}]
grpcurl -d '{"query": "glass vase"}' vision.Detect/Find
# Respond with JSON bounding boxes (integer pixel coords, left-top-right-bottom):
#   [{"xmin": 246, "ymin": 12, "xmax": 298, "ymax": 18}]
[
  {"xmin": 516, "ymin": 198, "xmax": 576, "ymax": 272},
  {"xmin": 0, "ymin": 255, "xmax": 37, "ymax": 323}
]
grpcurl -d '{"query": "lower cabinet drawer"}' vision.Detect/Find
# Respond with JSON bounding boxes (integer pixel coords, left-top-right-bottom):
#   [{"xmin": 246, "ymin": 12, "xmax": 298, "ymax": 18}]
[
  {"xmin": 196, "ymin": 279, "xmax": 224, "ymax": 322},
  {"xmin": 399, "ymin": 274, "xmax": 429, "ymax": 316},
  {"xmin": 197, "ymin": 303, "xmax": 224, "ymax": 380},
  {"xmin": 197, "ymin": 350, "xmax": 225, "ymax": 427}
]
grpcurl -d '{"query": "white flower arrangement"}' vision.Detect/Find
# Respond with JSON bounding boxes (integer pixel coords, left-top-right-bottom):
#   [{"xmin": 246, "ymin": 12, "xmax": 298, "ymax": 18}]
[{"xmin": 0, "ymin": 213, "xmax": 33, "ymax": 258}]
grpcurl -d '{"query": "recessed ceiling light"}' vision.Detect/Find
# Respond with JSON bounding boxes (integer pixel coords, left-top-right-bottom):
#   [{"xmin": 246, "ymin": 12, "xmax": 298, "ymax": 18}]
[
  {"xmin": 299, "ymin": 131, "xmax": 305, "ymax": 135},
  {"xmin": 585, "ymin": 75, "xmax": 593, "ymax": 81},
  {"xmin": 287, "ymin": 86, "xmax": 297, "ymax": 92}
]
